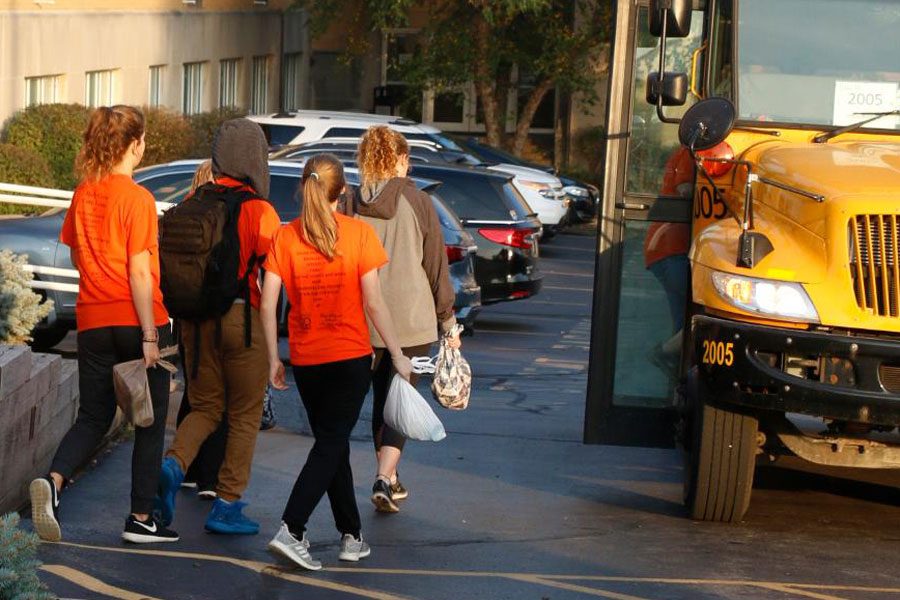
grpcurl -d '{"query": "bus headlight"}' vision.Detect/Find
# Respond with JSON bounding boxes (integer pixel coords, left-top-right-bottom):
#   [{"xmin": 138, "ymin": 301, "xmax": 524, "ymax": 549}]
[{"xmin": 711, "ymin": 271, "xmax": 819, "ymax": 323}]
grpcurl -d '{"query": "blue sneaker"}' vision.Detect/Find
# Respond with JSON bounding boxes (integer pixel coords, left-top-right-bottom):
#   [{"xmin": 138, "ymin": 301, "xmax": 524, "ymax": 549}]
[
  {"xmin": 156, "ymin": 457, "xmax": 184, "ymax": 527},
  {"xmin": 205, "ymin": 498, "xmax": 259, "ymax": 535}
]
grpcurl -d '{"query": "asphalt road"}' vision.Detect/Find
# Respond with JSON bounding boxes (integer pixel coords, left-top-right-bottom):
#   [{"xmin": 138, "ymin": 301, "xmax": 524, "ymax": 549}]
[{"xmin": 31, "ymin": 229, "xmax": 900, "ymax": 600}]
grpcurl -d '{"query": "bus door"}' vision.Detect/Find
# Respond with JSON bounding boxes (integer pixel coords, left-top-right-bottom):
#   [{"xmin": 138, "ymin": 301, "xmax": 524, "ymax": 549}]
[{"xmin": 585, "ymin": 0, "xmax": 704, "ymax": 447}]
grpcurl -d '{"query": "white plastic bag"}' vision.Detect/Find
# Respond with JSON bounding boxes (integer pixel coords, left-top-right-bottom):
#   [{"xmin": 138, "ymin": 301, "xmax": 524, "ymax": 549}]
[{"xmin": 384, "ymin": 375, "xmax": 446, "ymax": 442}]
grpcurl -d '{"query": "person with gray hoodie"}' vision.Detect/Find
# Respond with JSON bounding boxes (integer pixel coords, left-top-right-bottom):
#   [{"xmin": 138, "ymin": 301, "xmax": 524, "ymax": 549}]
[
  {"xmin": 155, "ymin": 119, "xmax": 281, "ymax": 535},
  {"xmin": 355, "ymin": 125, "xmax": 461, "ymax": 513}
]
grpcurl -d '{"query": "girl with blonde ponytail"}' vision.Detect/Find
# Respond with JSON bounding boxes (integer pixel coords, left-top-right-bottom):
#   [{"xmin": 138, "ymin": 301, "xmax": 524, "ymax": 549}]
[{"xmin": 259, "ymin": 153, "xmax": 412, "ymax": 569}]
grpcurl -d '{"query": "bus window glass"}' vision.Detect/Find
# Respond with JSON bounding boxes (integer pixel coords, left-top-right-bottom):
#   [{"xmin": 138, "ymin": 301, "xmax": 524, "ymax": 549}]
[
  {"xmin": 626, "ymin": 8, "xmax": 705, "ymax": 195},
  {"xmin": 737, "ymin": 0, "xmax": 900, "ymax": 129}
]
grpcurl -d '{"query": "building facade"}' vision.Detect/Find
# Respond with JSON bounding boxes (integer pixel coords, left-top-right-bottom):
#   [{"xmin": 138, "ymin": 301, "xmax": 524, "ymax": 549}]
[{"xmin": 0, "ymin": 0, "xmax": 308, "ymax": 124}]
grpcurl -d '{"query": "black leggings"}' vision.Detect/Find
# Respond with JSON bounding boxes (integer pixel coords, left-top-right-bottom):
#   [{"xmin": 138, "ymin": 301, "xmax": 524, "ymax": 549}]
[
  {"xmin": 50, "ymin": 325, "xmax": 171, "ymax": 515},
  {"xmin": 371, "ymin": 344, "xmax": 432, "ymax": 452},
  {"xmin": 282, "ymin": 355, "xmax": 371, "ymax": 537}
]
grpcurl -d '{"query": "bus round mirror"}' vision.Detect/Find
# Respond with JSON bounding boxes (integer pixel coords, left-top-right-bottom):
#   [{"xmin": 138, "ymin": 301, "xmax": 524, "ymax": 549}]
[
  {"xmin": 649, "ymin": 0, "xmax": 692, "ymax": 38},
  {"xmin": 678, "ymin": 98, "xmax": 736, "ymax": 151}
]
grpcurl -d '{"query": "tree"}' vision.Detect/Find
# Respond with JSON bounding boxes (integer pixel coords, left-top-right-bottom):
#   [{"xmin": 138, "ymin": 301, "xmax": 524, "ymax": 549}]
[{"xmin": 297, "ymin": 0, "xmax": 610, "ymax": 156}]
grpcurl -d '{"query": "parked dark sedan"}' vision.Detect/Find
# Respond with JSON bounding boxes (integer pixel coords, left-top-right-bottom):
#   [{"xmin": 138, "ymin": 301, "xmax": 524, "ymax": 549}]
[
  {"xmin": 452, "ymin": 136, "xmax": 599, "ymax": 222},
  {"xmin": 134, "ymin": 160, "xmax": 481, "ymax": 330},
  {"xmin": 393, "ymin": 163, "xmax": 543, "ymax": 305},
  {"xmin": 282, "ymin": 157, "xmax": 544, "ymax": 305}
]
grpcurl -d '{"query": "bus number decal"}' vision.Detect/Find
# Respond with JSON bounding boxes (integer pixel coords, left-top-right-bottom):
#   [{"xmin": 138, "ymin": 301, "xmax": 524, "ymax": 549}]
[
  {"xmin": 695, "ymin": 186, "xmax": 728, "ymax": 220},
  {"xmin": 702, "ymin": 340, "xmax": 734, "ymax": 367}
]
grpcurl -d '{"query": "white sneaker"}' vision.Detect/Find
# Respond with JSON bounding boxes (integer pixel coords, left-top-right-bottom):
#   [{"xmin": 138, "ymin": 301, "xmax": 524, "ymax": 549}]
[
  {"xmin": 338, "ymin": 533, "xmax": 371, "ymax": 562},
  {"xmin": 30, "ymin": 477, "xmax": 61, "ymax": 542},
  {"xmin": 267, "ymin": 523, "xmax": 321, "ymax": 571}
]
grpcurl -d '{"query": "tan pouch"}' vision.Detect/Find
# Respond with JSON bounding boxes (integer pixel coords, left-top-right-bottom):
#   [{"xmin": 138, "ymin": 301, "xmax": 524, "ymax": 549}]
[{"xmin": 113, "ymin": 347, "xmax": 178, "ymax": 427}]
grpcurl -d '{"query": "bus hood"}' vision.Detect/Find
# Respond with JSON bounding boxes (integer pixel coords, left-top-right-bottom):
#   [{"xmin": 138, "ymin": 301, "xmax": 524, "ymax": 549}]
[{"xmin": 752, "ymin": 141, "xmax": 900, "ymax": 201}]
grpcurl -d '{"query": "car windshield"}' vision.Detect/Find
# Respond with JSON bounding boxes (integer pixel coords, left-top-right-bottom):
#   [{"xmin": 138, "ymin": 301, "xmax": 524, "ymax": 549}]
[
  {"xmin": 735, "ymin": 0, "xmax": 900, "ymax": 130},
  {"xmin": 424, "ymin": 133, "xmax": 464, "ymax": 151},
  {"xmin": 423, "ymin": 172, "xmax": 518, "ymax": 221},
  {"xmin": 262, "ymin": 124, "xmax": 305, "ymax": 146}
]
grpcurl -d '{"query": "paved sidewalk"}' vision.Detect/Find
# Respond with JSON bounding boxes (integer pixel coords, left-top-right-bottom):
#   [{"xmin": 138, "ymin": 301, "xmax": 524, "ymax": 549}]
[{"xmin": 29, "ymin": 233, "xmax": 900, "ymax": 600}]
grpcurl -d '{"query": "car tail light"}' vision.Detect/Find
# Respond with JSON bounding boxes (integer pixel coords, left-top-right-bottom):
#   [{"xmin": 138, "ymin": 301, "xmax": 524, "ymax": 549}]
[
  {"xmin": 478, "ymin": 228, "xmax": 533, "ymax": 249},
  {"xmin": 446, "ymin": 245, "xmax": 467, "ymax": 263},
  {"xmin": 697, "ymin": 141, "xmax": 734, "ymax": 178}
]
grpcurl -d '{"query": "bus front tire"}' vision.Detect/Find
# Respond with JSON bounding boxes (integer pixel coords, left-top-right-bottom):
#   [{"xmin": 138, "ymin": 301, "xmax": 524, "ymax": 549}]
[{"xmin": 684, "ymin": 388, "xmax": 758, "ymax": 523}]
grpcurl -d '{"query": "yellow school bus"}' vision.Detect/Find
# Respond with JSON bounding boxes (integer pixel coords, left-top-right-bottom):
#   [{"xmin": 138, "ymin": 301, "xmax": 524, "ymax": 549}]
[{"xmin": 585, "ymin": 0, "xmax": 900, "ymax": 522}]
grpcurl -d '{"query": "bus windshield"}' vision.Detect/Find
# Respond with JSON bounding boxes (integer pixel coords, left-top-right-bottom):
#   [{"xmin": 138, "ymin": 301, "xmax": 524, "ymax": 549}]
[{"xmin": 736, "ymin": 0, "xmax": 900, "ymax": 130}]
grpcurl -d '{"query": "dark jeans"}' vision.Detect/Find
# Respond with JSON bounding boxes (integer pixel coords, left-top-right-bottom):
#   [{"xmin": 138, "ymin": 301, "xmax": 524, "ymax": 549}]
[
  {"xmin": 50, "ymin": 324, "xmax": 172, "ymax": 515},
  {"xmin": 282, "ymin": 355, "xmax": 371, "ymax": 537},
  {"xmin": 648, "ymin": 254, "xmax": 690, "ymax": 333},
  {"xmin": 371, "ymin": 344, "xmax": 432, "ymax": 452},
  {"xmin": 175, "ymin": 373, "xmax": 227, "ymax": 491}
]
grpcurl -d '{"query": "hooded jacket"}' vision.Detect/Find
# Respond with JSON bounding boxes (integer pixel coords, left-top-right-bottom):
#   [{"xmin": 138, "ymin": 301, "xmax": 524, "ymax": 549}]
[{"xmin": 354, "ymin": 177, "xmax": 456, "ymax": 348}]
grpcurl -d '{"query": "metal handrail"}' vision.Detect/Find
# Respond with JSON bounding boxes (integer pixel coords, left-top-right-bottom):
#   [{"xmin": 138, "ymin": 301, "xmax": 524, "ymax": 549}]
[{"xmin": 4, "ymin": 183, "xmax": 174, "ymax": 296}]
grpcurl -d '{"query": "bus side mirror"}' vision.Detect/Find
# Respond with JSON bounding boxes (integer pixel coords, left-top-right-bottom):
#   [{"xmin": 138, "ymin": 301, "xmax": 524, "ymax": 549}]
[
  {"xmin": 649, "ymin": 0, "xmax": 692, "ymax": 38},
  {"xmin": 646, "ymin": 72, "xmax": 688, "ymax": 107},
  {"xmin": 678, "ymin": 97, "xmax": 736, "ymax": 150}
]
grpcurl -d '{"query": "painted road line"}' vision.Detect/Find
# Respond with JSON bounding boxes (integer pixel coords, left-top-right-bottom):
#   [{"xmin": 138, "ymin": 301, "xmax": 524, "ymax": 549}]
[
  {"xmin": 511, "ymin": 575, "xmax": 649, "ymax": 600},
  {"xmin": 41, "ymin": 564, "xmax": 163, "ymax": 600},
  {"xmin": 47, "ymin": 542, "xmax": 900, "ymax": 599},
  {"xmin": 52, "ymin": 542, "xmax": 407, "ymax": 600},
  {"xmin": 752, "ymin": 583, "xmax": 850, "ymax": 600},
  {"xmin": 542, "ymin": 270, "xmax": 595, "ymax": 278},
  {"xmin": 472, "ymin": 329, "xmax": 561, "ymax": 337},
  {"xmin": 543, "ymin": 285, "xmax": 593, "ymax": 292},
  {"xmin": 529, "ymin": 300, "xmax": 590, "ymax": 307}
]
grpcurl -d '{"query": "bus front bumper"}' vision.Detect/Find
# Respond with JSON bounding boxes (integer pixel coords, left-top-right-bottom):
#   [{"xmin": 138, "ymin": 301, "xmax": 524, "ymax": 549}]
[{"xmin": 692, "ymin": 315, "xmax": 900, "ymax": 426}]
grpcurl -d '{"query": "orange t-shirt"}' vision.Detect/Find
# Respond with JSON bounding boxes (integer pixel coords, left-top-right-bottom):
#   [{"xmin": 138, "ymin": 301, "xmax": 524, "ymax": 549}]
[
  {"xmin": 60, "ymin": 174, "xmax": 169, "ymax": 331},
  {"xmin": 264, "ymin": 213, "xmax": 389, "ymax": 366},
  {"xmin": 644, "ymin": 147, "xmax": 695, "ymax": 267},
  {"xmin": 216, "ymin": 177, "xmax": 281, "ymax": 309}
]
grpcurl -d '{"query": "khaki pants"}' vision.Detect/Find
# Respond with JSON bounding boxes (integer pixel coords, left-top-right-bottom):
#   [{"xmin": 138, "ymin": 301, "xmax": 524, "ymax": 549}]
[{"xmin": 168, "ymin": 304, "xmax": 267, "ymax": 502}]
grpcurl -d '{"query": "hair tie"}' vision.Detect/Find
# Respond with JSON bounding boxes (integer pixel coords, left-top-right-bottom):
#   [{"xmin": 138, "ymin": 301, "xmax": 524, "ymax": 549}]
[{"xmin": 310, "ymin": 172, "xmax": 319, "ymax": 181}]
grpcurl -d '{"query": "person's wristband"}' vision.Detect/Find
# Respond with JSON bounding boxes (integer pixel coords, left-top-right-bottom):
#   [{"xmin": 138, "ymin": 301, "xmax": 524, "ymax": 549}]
[{"xmin": 142, "ymin": 330, "xmax": 158, "ymax": 343}]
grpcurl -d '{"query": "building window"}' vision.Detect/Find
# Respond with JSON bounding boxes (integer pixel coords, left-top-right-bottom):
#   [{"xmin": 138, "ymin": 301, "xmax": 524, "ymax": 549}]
[
  {"xmin": 310, "ymin": 51, "xmax": 363, "ymax": 112},
  {"xmin": 25, "ymin": 75, "xmax": 63, "ymax": 107},
  {"xmin": 85, "ymin": 70, "xmax": 117, "ymax": 108},
  {"xmin": 149, "ymin": 65, "xmax": 165, "ymax": 108},
  {"xmin": 282, "ymin": 52, "xmax": 302, "ymax": 111},
  {"xmin": 250, "ymin": 56, "xmax": 270, "ymax": 115},
  {"xmin": 182, "ymin": 62, "xmax": 205, "ymax": 115},
  {"xmin": 219, "ymin": 59, "xmax": 241, "ymax": 109}
]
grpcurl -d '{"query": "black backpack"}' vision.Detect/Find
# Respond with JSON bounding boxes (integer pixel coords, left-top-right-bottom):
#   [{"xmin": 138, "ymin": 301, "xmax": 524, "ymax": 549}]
[{"xmin": 159, "ymin": 182, "xmax": 259, "ymax": 321}]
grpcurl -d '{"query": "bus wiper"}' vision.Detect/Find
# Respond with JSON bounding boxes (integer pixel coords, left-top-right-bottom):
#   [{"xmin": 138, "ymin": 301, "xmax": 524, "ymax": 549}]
[{"xmin": 813, "ymin": 109, "xmax": 900, "ymax": 143}]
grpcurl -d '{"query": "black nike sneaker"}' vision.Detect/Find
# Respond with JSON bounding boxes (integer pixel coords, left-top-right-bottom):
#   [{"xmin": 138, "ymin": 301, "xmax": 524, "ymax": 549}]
[
  {"xmin": 371, "ymin": 478, "xmax": 399, "ymax": 513},
  {"xmin": 122, "ymin": 515, "xmax": 180, "ymax": 544}
]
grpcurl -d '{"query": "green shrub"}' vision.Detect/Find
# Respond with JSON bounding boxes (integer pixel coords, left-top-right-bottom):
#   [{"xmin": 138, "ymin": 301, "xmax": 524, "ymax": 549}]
[
  {"xmin": 2, "ymin": 104, "xmax": 90, "ymax": 190},
  {"xmin": 188, "ymin": 108, "xmax": 248, "ymax": 158},
  {"xmin": 0, "ymin": 250, "xmax": 53, "ymax": 344},
  {"xmin": 142, "ymin": 107, "xmax": 195, "ymax": 167},
  {"xmin": 0, "ymin": 144, "xmax": 55, "ymax": 215},
  {"xmin": 0, "ymin": 513, "xmax": 54, "ymax": 600}
]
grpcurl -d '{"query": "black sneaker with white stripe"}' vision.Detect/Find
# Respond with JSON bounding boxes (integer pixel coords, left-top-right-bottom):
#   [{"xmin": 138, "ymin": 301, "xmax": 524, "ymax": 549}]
[
  {"xmin": 29, "ymin": 476, "xmax": 61, "ymax": 542},
  {"xmin": 122, "ymin": 515, "xmax": 179, "ymax": 544}
]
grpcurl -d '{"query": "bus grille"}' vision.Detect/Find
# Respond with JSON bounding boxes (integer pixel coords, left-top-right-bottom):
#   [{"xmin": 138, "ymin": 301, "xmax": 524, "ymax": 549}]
[
  {"xmin": 849, "ymin": 215, "xmax": 900, "ymax": 317},
  {"xmin": 880, "ymin": 364, "xmax": 900, "ymax": 394}
]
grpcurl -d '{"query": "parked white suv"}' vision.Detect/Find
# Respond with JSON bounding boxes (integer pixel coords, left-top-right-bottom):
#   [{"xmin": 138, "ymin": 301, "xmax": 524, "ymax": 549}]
[{"xmin": 250, "ymin": 110, "xmax": 569, "ymax": 233}]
